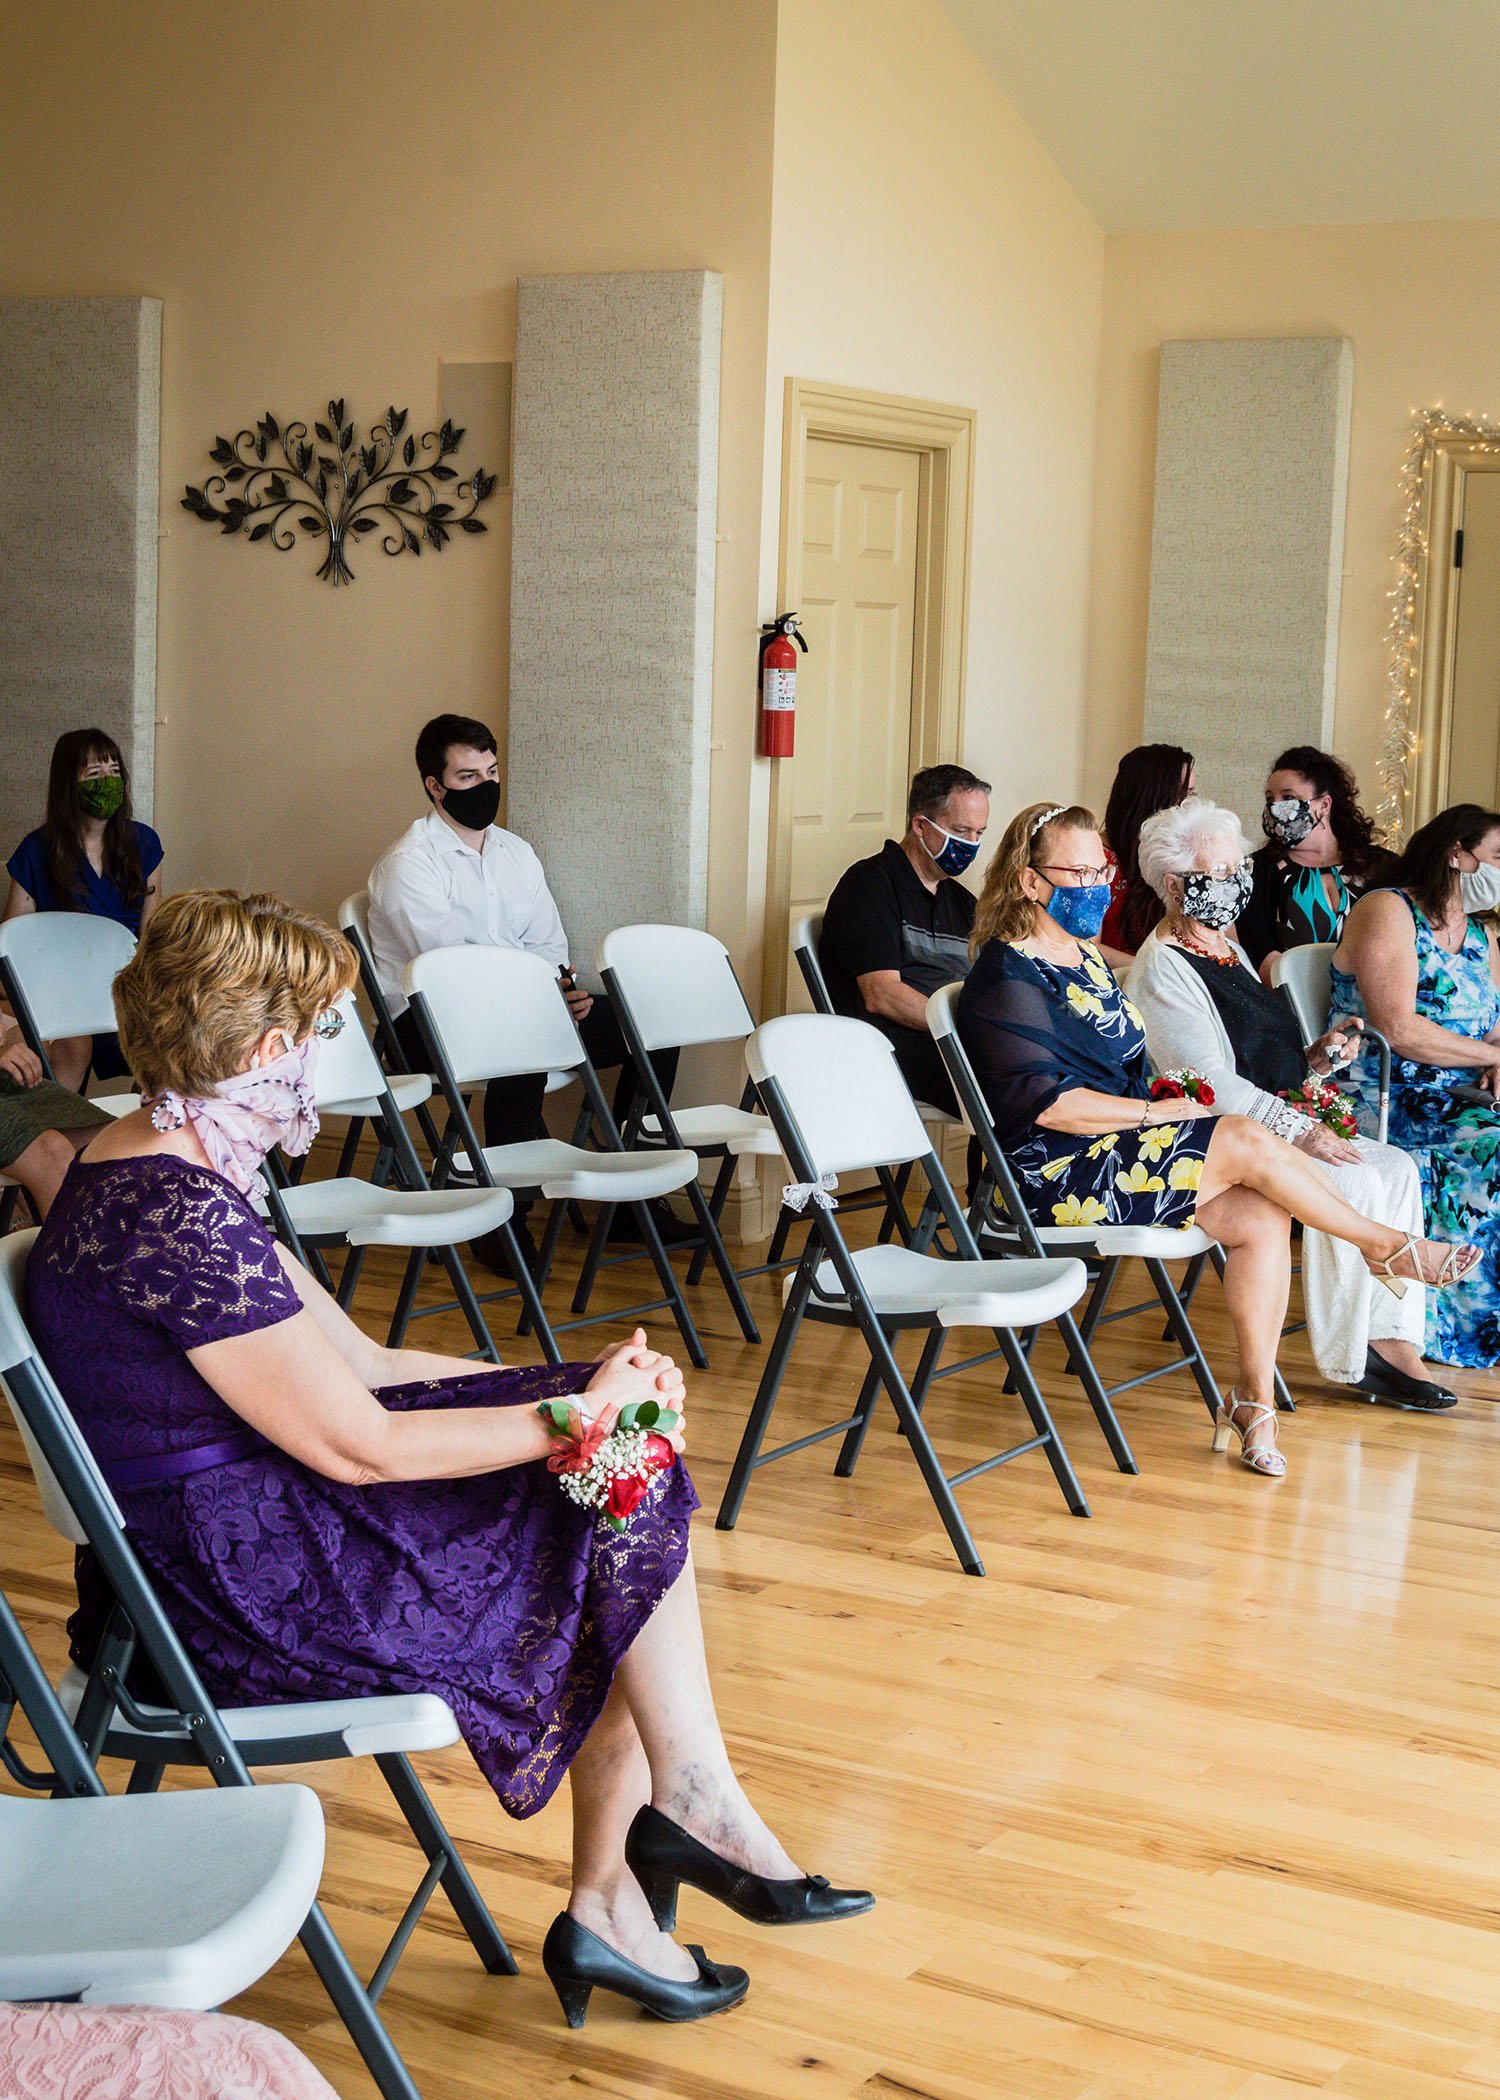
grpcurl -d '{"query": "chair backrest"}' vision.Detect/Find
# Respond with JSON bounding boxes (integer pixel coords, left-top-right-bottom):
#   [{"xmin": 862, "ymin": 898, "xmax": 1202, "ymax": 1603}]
[
  {"xmin": 308, "ymin": 992, "xmax": 391, "ymax": 1111},
  {"xmin": 925, "ymin": 983, "xmax": 1042, "ymax": 1252},
  {"xmin": 1270, "ymin": 941, "xmax": 1334, "ymax": 1043},
  {"xmin": 746, "ymin": 1014, "xmax": 929, "ymax": 1177},
  {"xmin": 406, "ymin": 945, "xmax": 584, "ymax": 1086},
  {"xmin": 790, "ymin": 913, "xmax": 834, "ymax": 1014},
  {"xmin": 0, "ymin": 1231, "xmax": 124, "ymax": 1544},
  {"xmin": 597, "ymin": 925, "xmax": 754, "ymax": 1052},
  {"xmin": 337, "ymin": 890, "xmax": 372, "ymax": 955},
  {"xmin": 0, "ymin": 916, "xmax": 137, "ymax": 1042}
]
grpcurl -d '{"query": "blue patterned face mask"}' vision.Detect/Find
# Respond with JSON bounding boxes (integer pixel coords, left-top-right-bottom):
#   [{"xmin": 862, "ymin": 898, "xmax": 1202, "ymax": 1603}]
[
  {"xmin": 917, "ymin": 814, "xmax": 982, "ymax": 877},
  {"xmin": 1042, "ymin": 879, "xmax": 1112, "ymax": 941}
]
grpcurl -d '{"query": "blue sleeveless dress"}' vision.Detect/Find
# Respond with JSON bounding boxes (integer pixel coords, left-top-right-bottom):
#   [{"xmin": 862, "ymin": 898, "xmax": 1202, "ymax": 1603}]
[{"xmin": 1332, "ymin": 897, "xmax": 1500, "ymax": 1368}]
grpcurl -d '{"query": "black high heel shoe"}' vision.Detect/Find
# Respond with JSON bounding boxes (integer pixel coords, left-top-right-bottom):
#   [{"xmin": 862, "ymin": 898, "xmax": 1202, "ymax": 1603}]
[
  {"xmin": 540, "ymin": 1912, "xmax": 748, "ymax": 2027},
  {"xmin": 1353, "ymin": 1344, "xmax": 1457, "ymax": 1411},
  {"xmin": 625, "ymin": 1804, "xmax": 875, "ymax": 1932}
]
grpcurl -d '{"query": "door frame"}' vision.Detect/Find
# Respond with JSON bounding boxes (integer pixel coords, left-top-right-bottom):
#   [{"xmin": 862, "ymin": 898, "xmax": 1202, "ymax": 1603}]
[
  {"xmin": 762, "ymin": 378, "xmax": 976, "ymax": 1020},
  {"xmin": 1409, "ymin": 432, "xmax": 1500, "ymax": 829}
]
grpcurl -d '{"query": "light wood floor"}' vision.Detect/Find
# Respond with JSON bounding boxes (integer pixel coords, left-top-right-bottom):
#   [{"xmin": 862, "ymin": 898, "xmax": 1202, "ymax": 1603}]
[{"xmin": 5, "ymin": 1181, "xmax": 1500, "ymax": 2099}]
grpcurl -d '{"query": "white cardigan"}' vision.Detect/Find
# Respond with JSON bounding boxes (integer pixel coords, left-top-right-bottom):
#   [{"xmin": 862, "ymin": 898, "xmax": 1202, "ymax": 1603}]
[{"xmin": 1124, "ymin": 926, "xmax": 1318, "ymax": 1143}]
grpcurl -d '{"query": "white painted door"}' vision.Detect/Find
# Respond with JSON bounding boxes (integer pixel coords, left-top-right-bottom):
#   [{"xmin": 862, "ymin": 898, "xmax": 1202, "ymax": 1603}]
[
  {"xmin": 1449, "ymin": 467, "xmax": 1500, "ymax": 808},
  {"xmin": 784, "ymin": 437, "xmax": 922, "ymax": 1010}
]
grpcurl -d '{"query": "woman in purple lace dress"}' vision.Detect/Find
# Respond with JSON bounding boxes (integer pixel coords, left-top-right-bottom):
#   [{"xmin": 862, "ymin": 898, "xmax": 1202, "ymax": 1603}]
[{"xmin": 29, "ymin": 890, "xmax": 870, "ymax": 2027}]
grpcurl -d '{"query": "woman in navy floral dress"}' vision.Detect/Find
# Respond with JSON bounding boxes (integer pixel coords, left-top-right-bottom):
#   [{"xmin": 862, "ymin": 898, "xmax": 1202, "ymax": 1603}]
[
  {"xmin": 958, "ymin": 805, "xmax": 1480, "ymax": 1478},
  {"xmin": 1332, "ymin": 803, "xmax": 1500, "ymax": 1369},
  {"xmin": 28, "ymin": 890, "xmax": 870, "ymax": 2027}
]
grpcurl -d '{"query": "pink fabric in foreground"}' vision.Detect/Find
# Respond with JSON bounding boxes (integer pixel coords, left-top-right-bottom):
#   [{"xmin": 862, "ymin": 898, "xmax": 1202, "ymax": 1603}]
[{"xmin": 0, "ymin": 2004, "xmax": 341, "ymax": 2100}]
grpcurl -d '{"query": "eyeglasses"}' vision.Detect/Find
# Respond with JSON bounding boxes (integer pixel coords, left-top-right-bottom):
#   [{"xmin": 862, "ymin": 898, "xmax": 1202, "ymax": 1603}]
[
  {"xmin": 312, "ymin": 1008, "xmax": 346, "ymax": 1041},
  {"xmin": 1185, "ymin": 861, "xmax": 1249, "ymax": 882},
  {"xmin": 1035, "ymin": 863, "xmax": 1110, "ymax": 887}
]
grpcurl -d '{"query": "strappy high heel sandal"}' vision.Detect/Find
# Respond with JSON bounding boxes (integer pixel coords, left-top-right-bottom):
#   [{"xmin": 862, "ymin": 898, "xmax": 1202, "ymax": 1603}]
[
  {"xmin": 1212, "ymin": 1388, "xmax": 1287, "ymax": 1478},
  {"xmin": 1369, "ymin": 1235, "xmax": 1482, "ymax": 1299}
]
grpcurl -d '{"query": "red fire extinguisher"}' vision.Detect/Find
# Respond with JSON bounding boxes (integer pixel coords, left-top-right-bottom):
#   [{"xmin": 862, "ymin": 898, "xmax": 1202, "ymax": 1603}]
[{"xmin": 758, "ymin": 613, "xmax": 808, "ymax": 758}]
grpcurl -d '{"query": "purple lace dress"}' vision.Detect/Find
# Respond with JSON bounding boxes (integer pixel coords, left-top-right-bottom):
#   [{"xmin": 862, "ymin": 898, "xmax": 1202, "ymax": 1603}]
[{"xmin": 27, "ymin": 1154, "xmax": 698, "ymax": 1817}]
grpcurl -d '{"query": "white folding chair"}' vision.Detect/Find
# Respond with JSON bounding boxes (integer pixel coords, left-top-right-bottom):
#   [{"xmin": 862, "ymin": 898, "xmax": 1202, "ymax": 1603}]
[
  {"xmin": 405, "ymin": 945, "xmax": 708, "ymax": 1365},
  {"xmin": 926, "ymin": 982, "xmax": 1235, "ymax": 1445},
  {"xmin": 264, "ymin": 994, "xmax": 521, "ymax": 1363},
  {"xmin": 0, "ymin": 1230, "xmax": 513, "ymax": 2100},
  {"xmin": 1271, "ymin": 941, "xmax": 1391, "ymax": 1141},
  {"xmin": 597, "ymin": 924, "xmax": 781, "ymax": 1343},
  {"xmin": 716, "ymin": 1014, "xmax": 1092, "ymax": 1576},
  {"xmin": 0, "ymin": 914, "xmax": 139, "ymax": 1110}
]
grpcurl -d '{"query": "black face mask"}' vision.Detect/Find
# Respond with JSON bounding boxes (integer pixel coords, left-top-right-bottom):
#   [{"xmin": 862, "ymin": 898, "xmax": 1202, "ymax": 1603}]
[
  {"xmin": 439, "ymin": 778, "xmax": 500, "ymax": 831},
  {"xmin": 1181, "ymin": 864, "xmax": 1253, "ymax": 931}
]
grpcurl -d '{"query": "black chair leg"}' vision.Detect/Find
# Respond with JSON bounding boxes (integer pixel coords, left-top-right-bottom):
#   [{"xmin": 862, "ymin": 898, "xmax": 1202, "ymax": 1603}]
[
  {"xmin": 296, "ymin": 1904, "xmax": 424, "ymax": 2100},
  {"xmin": 439, "ymin": 1247, "xmax": 501, "ymax": 1364},
  {"xmin": 385, "ymin": 1249, "xmax": 424, "ymax": 1349},
  {"xmin": 688, "ymin": 1155, "xmax": 735, "ymax": 1287},
  {"xmin": 1145, "ymin": 1257, "xmax": 1222, "ymax": 1422},
  {"xmin": 682, "ymin": 1175, "xmax": 759, "ymax": 1343},
  {"xmin": 717, "ymin": 1261, "xmax": 816, "ymax": 1527},
  {"xmin": 571, "ymin": 1204, "xmax": 614, "ymax": 1316},
  {"xmin": 634, "ymin": 1203, "xmax": 708, "ymax": 1369},
  {"xmin": 1163, "ymin": 1247, "xmax": 1210, "ymax": 1339},
  {"xmin": 833, "ymin": 1359, "xmax": 886, "ymax": 1477},
  {"xmin": 375, "ymin": 1750, "xmax": 519, "ymax": 1976},
  {"xmin": 995, "ymin": 1329, "xmax": 1090, "ymax": 1519},
  {"xmin": 1053, "ymin": 1309, "xmax": 1137, "ymax": 1473}
]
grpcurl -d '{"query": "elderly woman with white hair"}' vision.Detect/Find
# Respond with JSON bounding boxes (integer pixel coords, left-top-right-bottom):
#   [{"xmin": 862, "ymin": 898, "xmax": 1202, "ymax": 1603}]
[{"xmin": 1126, "ymin": 797, "xmax": 1453, "ymax": 1409}]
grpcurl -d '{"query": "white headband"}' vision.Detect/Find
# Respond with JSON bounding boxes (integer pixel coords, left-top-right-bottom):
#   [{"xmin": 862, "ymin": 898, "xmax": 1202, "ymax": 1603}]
[{"xmin": 1028, "ymin": 805, "xmax": 1065, "ymax": 839}]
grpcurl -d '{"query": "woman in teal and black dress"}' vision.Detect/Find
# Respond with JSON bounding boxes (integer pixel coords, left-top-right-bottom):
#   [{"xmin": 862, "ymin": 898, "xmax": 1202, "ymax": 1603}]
[
  {"xmin": 1332, "ymin": 803, "xmax": 1500, "ymax": 1370},
  {"xmin": 1238, "ymin": 746, "xmax": 1399, "ymax": 985},
  {"xmin": 957, "ymin": 802, "xmax": 1481, "ymax": 1479}
]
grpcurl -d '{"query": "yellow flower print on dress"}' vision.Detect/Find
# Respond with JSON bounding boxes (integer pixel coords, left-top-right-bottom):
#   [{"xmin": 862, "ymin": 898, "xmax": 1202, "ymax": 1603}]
[
  {"xmin": 1167, "ymin": 1156, "xmax": 1203, "ymax": 1193},
  {"xmin": 1087, "ymin": 1132, "xmax": 1119, "ymax": 1159},
  {"xmin": 1066, "ymin": 983, "xmax": 1105, "ymax": 1022},
  {"xmin": 1037, "ymin": 1153, "xmax": 1077, "ymax": 1181},
  {"xmin": 1084, "ymin": 953, "xmax": 1114, "ymax": 991},
  {"xmin": 1052, "ymin": 1193, "xmax": 1109, "ymax": 1227},
  {"xmin": 1122, "ymin": 997, "xmax": 1146, "ymax": 1031},
  {"xmin": 1136, "ymin": 1122, "xmax": 1181, "ymax": 1162},
  {"xmin": 1115, "ymin": 1160, "xmax": 1165, "ymax": 1196}
]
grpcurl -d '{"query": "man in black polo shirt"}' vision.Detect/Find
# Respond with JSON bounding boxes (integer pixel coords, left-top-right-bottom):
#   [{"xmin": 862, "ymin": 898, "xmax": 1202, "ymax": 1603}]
[{"xmin": 819, "ymin": 763, "xmax": 991, "ymax": 1114}]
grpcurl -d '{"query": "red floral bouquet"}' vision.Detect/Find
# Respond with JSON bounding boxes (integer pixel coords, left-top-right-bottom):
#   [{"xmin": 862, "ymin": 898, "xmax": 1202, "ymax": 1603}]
[
  {"xmin": 1279, "ymin": 1076, "xmax": 1359, "ymax": 1140},
  {"xmin": 1149, "ymin": 1069, "xmax": 1216, "ymax": 1107},
  {"xmin": 536, "ymin": 1397, "xmax": 681, "ymax": 1530}
]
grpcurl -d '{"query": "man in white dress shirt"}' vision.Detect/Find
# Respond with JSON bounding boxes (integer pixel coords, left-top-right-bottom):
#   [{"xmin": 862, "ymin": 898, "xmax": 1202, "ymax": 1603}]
[{"xmin": 368, "ymin": 714, "xmax": 679, "ymax": 1266}]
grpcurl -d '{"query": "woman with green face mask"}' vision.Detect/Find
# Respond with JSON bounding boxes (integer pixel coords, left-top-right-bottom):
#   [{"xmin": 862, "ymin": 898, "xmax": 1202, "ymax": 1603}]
[{"xmin": 2, "ymin": 727, "xmax": 165, "ymax": 1091}]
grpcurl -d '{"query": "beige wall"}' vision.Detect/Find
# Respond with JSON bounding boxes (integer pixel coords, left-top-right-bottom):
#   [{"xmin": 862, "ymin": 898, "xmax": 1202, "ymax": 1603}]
[
  {"xmin": 0, "ymin": 0, "xmax": 777, "ymax": 945},
  {"xmin": 761, "ymin": 0, "xmax": 1105, "ymax": 879},
  {"xmin": 1086, "ymin": 219, "xmax": 1500, "ymax": 825}
]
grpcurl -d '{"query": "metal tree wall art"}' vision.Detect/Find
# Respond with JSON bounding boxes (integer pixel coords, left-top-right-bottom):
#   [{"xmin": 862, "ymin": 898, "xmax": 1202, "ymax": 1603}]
[{"xmin": 182, "ymin": 400, "xmax": 496, "ymax": 585}]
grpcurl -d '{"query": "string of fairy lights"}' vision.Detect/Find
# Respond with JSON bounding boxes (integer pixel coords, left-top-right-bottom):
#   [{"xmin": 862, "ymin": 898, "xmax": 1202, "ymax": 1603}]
[{"xmin": 1379, "ymin": 406, "xmax": 1500, "ymax": 843}]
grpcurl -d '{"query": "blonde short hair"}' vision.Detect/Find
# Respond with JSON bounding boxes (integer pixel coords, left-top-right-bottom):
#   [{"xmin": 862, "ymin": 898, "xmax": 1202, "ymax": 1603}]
[
  {"xmin": 971, "ymin": 801, "xmax": 1100, "ymax": 952},
  {"xmin": 114, "ymin": 890, "xmax": 358, "ymax": 1097}
]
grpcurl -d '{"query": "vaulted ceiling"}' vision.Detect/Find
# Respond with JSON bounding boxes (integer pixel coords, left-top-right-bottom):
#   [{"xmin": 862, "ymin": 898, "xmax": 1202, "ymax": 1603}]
[{"xmin": 940, "ymin": 0, "xmax": 1500, "ymax": 231}]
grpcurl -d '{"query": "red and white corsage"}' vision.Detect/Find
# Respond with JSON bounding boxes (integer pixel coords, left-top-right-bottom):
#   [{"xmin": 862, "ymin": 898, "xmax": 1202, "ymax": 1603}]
[{"xmin": 537, "ymin": 1397, "xmax": 681, "ymax": 1531}]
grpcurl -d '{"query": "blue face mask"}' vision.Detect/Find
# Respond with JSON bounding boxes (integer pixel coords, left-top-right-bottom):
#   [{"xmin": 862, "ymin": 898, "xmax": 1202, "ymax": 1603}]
[
  {"xmin": 918, "ymin": 815, "xmax": 981, "ymax": 878},
  {"xmin": 1043, "ymin": 878, "xmax": 1112, "ymax": 942}
]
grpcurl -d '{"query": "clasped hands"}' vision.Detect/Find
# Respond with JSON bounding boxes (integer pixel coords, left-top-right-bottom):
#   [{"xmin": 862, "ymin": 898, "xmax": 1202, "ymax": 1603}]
[{"xmin": 586, "ymin": 1327, "xmax": 688, "ymax": 1453}]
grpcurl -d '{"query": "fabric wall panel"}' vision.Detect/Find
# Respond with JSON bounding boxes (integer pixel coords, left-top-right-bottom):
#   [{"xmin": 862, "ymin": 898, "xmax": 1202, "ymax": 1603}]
[
  {"xmin": 1143, "ymin": 336, "xmax": 1353, "ymax": 826},
  {"xmin": 508, "ymin": 270, "xmax": 722, "ymax": 983},
  {"xmin": 0, "ymin": 297, "xmax": 160, "ymax": 842}
]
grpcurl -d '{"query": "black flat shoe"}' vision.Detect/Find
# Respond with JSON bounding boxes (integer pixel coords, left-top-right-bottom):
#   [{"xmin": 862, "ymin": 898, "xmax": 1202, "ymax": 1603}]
[
  {"xmin": 1352, "ymin": 1346, "xmax": 1457, "ymax": 1411},
  {"xmin": 540, "ymin": 1911, "xmax": 747, "ymax": 2027},
  {"xmin": 625, "ymin": 1804, "xmax": 875, "ymax": 1932}
]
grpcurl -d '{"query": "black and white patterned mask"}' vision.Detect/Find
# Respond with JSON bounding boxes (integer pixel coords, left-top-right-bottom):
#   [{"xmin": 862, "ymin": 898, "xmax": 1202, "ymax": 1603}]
[
  {"xmin": 1262, "ymin": 796, "xmax": 1318, "ymax": 847},
  {"xmin": 1180, "ymin": 864, "xmax": 1253, "ymax": 931}
]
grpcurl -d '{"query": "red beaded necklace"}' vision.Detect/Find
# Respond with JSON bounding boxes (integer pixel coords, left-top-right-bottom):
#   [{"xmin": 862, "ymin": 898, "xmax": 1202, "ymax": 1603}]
[{"xmin": 1168, "ymin": 918, "xmax": 1236, "ymax": 967}]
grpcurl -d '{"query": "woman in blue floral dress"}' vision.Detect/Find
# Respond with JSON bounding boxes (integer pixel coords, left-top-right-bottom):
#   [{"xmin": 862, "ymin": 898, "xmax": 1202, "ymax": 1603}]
[
  {"xmin": 958, "ymin": 804, "xmax": 1480, "ymax": 1476},
  {"xmin": 1332, "ymin": 803, "xmax": 1500, "ymax": 1369}
]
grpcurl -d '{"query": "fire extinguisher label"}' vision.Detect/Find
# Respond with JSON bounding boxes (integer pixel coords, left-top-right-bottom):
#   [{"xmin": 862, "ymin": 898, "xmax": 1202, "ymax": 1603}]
[{"xmin": 764, "ymin": 669, "xmax": 796, "ymax": 711}]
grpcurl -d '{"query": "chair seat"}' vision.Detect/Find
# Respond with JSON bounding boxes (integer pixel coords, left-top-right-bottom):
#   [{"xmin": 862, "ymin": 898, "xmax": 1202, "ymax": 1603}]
[
  {"xmin": 983, "ymin": 1219, "xmax": 1215, "ymax": 1260},
  {"xmin": 280, "ymin": 1177, "xmax": 514, "ymax": 1247},
  {"xmin": 59, "ymin": 1666, "xmax": 462, "ymax": 1759},
  {"xmin": 797, "ymin": 1243, "xmax": 1087, "ymax": 1327},
  {"xmin": 91, "ymin": 1091, "xmax": 140, "ymax": 1120},
  {"xmin": 640, "ymin": 1105, "xmax": 781, "ymax": 1157},
  {"xmin": 477, "ymin": 1139, "xmax": 698, "ymax": 1203},
  {"xmin": 0, "ymin": 1783, "xmax": 324, "ymax": 2009},
  {"xmin": 321, "ymin": 1069, "xmax": 435, "ymax": 1120}
]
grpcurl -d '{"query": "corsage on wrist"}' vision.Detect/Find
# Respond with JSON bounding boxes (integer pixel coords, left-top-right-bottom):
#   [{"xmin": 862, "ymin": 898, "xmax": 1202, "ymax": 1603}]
[
  {"xmin": 1279, "ymin": 1077, "xmax": 1358, "ymax": 1139},
  {"xmin": 1149, "ymin": 1069, "xmax": 1216, "ymax": 1107},
  {"xmin": 537, "ymin": 1397, "xmax": 681, "ymax": 1531}
]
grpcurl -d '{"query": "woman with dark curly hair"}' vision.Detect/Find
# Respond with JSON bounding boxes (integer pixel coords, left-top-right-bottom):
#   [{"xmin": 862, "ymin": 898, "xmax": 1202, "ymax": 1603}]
[
  {"xmin": 1098, "ymin": 743, "xmax": 1195, "ymax": 962},
  {"xmin": 1240, "ymin": 746, "xmax": 1399, "ymax": 982}
]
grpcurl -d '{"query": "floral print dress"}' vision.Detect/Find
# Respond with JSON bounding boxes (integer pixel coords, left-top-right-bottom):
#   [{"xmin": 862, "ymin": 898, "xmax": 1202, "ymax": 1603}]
[
  {"xmin": 958, "ymin": 938, "xmax": 1213, "ymax": 1233},
  {"xmin": 1332, "ymin": 897, "xmax": 1500, "ymax": 1368}
]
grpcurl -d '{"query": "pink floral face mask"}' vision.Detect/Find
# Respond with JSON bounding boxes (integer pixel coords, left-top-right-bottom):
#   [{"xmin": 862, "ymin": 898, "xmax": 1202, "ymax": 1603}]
[{"xmin": 147, "ymin": 1034, "xmax": 320, "ymax": 1198}]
